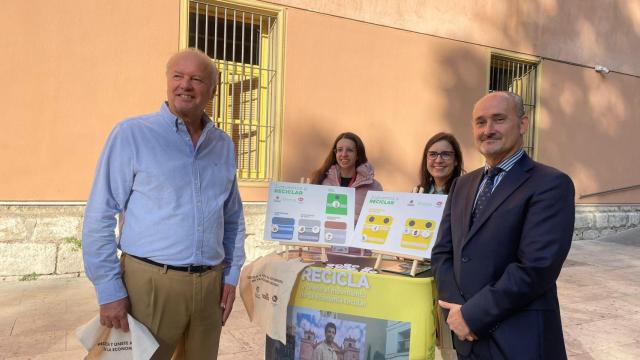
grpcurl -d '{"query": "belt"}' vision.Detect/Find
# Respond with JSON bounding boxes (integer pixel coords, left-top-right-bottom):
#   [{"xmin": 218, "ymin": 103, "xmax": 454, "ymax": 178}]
[{"xmin": 128, "ymin": 254, "xmax": 214, "ymax": 273}]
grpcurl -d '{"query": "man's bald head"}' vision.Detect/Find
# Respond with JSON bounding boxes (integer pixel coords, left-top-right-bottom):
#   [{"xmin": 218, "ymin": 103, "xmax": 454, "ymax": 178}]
[{"xmin": 484, "ymin": 91, "xmax": 526, "ymax": 118}]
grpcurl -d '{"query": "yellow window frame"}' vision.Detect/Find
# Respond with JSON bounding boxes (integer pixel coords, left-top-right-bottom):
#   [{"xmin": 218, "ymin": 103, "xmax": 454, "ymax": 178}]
[{"xmin": 179, "ymin": 0, "xmax": 286, "ymax": 183}]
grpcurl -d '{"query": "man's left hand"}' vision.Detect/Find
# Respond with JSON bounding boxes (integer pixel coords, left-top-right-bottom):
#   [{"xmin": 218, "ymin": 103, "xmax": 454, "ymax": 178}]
[
  {"xmin": 220, "ymin": 284, "xmax": 236, "ymax": 326},
  {"xmin": 439, "ymin": 300, "xmax": 478, "ymax": 342}
]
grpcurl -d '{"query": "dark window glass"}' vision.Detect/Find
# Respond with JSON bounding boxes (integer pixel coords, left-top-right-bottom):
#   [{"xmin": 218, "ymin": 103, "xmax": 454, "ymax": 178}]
[{"xmin": 189, "ymin": 11, "xmax": 261, "ymax": 65}]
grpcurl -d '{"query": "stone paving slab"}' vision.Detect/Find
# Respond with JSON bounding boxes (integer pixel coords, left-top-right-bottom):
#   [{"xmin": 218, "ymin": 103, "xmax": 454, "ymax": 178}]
[{"xmin": 0, "ymin": 239, "xmax": 639, "ymax": 359}]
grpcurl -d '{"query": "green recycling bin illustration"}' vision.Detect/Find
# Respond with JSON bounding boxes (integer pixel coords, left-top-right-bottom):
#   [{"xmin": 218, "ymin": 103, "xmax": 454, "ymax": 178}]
[{"xmin": 325, "ymin": 193, "xmax": 348, "ymax": 215}]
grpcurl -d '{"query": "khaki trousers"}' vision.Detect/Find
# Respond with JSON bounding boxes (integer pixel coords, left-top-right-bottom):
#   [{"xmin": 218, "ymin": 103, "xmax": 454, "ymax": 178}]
[{"xmin": 122, "ymin": 254, "xmax": 223, "ymax": 360}]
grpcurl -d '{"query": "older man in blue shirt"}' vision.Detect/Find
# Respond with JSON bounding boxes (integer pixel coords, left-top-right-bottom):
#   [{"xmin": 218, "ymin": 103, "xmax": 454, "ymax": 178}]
[{"xmin": 82, "ymin": 48, "xmax": 246, "ymax": 359}]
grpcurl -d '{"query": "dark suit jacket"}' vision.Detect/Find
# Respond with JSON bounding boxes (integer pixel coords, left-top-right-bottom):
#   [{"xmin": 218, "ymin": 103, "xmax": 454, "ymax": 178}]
[{"xmin": 431, "ymin": 153, "xmax": 575, "ymax": 359}]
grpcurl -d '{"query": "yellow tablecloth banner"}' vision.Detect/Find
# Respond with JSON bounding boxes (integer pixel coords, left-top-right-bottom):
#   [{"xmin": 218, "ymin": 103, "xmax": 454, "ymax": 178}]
[{"xmin": 269, "ymin": 265, "xmax": 436, "ymax": 360}]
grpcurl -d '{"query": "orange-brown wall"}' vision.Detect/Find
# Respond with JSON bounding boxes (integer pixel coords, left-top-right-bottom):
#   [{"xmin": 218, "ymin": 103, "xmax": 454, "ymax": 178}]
[
  {"xmin": 2, "ymin": 1, "xmax": 638, "ymax": 204},
  {"xmin": 268, "ymin": 0, "xmax": 640, "ymax": 76},
  {"xmin": 539, "ymin": 60, "xmax": 640, "ymax": 204},
  {"xmin": 280, "ymin": 8, "xmax": 487, "ymax": 192},
  {"xmin": 279, "ymin": 6, "xmax": 640, "ymax": 203},
  {"xmin": 0, "ymin": 0, "xmax": 179, "ymax": 200}
]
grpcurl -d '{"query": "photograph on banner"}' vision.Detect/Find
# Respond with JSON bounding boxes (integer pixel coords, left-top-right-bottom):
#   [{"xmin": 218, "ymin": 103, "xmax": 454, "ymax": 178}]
[
  {"xmin": 265, "ymin": 306, "xmax": 411, "ymax": 360},
  {"xmin": 352, "ymin": 192, "xmax": 447, "ymax": 259},
  {"xmin": 264, "ymin": 182, "xmax": 356, "ymax": 246}
]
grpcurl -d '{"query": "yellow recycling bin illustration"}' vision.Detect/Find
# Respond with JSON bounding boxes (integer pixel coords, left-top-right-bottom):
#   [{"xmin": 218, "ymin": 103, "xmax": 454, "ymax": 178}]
[
  {"xmin": 400, "ymin": 218, "xmax": 436, "ymax": 250},
  {"xmin": 362, "ymin": 214, "xmax": 393, "ymax": 244}
]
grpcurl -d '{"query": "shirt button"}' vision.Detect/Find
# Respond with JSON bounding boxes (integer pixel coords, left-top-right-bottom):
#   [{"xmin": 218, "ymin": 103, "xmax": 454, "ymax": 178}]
[{"xmin": 462, "ymin": 257, "xmax": 470, "ymax": 263}]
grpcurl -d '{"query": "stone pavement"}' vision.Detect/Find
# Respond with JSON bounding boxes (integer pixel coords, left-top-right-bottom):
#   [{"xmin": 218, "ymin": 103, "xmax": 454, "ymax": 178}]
[{"xmin": 1, "ymin": 237, "xmax": 640, "ymax": 359}]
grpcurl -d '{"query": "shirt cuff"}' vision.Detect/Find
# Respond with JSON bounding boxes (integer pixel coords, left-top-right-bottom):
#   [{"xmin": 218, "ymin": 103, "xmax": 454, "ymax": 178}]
[
  {"xmin": 223, "ymin": 265, "xmax": 241, "ymax": 286},
  {"xmin": 95, "ymin": 278, "xmax": 128, "ymax": 305}
]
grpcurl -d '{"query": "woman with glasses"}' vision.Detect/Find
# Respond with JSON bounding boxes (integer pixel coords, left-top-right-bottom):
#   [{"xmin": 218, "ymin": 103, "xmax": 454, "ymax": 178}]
[
  {"xmin": 416, "ymin": 132, "xmax": 464, "ymax": 194},
  {"xmin": 310, "ymin": 132, "xmax": 383, "ymax": 220}
]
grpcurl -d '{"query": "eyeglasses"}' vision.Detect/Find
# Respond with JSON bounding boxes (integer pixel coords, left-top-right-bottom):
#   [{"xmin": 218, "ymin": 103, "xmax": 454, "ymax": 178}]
[{"xmin": 427, "ymin": 151, "xmax": 454, "ymax": 161}]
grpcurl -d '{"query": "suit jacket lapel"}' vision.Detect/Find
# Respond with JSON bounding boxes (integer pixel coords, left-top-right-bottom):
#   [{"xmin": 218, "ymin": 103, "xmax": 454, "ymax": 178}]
[
  {"xmin": 461, "ymin": 170, "xmax": 483, "ymax": 242},
  {"xmin": 463, "ymin": 154, "xmax": 534, "ymax": 246}
]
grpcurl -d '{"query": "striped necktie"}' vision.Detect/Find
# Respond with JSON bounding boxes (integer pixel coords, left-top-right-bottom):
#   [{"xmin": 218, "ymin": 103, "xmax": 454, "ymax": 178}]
[{"xmin": 471, "ymin": 167, "xmax": 503, "ymax": 224}]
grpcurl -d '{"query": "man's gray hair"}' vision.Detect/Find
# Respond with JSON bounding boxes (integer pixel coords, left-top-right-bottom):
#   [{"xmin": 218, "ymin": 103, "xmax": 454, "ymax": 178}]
[{"xmin": 166, "ymin": 48, "xmax": 219, "ymax": 95}]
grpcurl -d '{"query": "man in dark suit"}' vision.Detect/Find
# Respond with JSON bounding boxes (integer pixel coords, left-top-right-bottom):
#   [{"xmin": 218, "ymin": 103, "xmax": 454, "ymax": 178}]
[{"xmin": 431, "ymin": 91, "xmax": 575, "ymax": 359}]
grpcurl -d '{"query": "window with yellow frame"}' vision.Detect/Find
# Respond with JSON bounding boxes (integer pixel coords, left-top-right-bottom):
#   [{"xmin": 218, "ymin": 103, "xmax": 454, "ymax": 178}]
[{"xmin": 183, "ymin": 0, "xmax": 283, "ymax": 181}]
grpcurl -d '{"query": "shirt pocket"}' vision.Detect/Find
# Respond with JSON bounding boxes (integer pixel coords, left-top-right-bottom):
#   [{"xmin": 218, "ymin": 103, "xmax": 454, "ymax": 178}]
[{"xmin": 202, "ymin": 161, "xmax": 236, "ymax": 210}]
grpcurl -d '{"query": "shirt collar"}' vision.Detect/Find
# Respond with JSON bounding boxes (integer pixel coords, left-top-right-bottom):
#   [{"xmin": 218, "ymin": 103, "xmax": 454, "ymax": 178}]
[
  {"xmin": 160, "ymin": 102, "xmax": 213, "ymax": 133},
  {"xmin": 483, "ymin": 148, "xmax": 525, "ymax": 174}
]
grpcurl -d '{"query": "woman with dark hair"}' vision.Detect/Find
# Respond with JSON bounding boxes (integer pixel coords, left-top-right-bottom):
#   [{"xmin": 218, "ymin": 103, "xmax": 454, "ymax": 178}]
[
  {"xmin": 416, "ymin": 132, "xmax": 464, "ymax": 194},
  {"xmin": 310, "ymin": 132, "xmax": 383, "ymax": 219}
]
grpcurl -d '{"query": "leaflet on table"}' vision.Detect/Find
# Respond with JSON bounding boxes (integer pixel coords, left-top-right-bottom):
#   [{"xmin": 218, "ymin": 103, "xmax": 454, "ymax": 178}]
[
  {"xmin": 352, "ymin": 191, "xmax": 447, "ymax": 259},
  {"xmin": 264, "ymin": 182, "xmax": 356, "ymax": 246}
]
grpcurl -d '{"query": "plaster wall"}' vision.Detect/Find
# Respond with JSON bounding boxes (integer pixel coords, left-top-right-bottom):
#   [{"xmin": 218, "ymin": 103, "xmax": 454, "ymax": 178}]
[
  {"xmin": 268, "ymin": 0, "xmax": 640, "ymax": 75},
  {"xmin": 2, "ymin": 1, "xmax": 638, "ymax": 204},
  {"xmin": 281, "ymin": 8, "xmax": 487, "ymax": 192},
  {"xmin": 0, "ymin": 0, "xmax": 179, "ymax": 200},
  {"xmin": 539, "ymin": 60, "xmax": 640, "ymax": 203}
]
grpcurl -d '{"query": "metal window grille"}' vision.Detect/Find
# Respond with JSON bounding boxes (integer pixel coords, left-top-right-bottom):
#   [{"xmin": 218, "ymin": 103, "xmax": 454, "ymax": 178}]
[
  {"xmin": 188, "ymin": 1, "xmax": 280, "ymax": 181},
  {"xmin": 489, "ymin": 55, "xmax": 538, "ymax": 157}
]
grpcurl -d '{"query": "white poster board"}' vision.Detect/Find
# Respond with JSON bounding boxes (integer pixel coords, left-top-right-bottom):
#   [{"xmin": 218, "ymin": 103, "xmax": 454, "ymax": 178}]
[
  {"xmin": 264, "ymin": 182, "xmax": 355, "ymax": 246},
  {"xmin": 352, "ymin": 191, "xmax": 447, "ymax": 259}
]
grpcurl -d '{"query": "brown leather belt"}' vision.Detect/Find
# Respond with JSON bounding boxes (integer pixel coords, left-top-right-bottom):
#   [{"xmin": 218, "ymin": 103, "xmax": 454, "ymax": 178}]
[{"xmin": 128, "ymin": 254, "xmax": 213, "ymax": 273}]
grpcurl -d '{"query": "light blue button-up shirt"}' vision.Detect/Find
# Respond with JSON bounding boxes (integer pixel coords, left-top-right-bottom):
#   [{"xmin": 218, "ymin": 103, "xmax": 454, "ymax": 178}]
[{"xmin": 83, "ymin": 103, "xmax": 246, "ymax": 305}]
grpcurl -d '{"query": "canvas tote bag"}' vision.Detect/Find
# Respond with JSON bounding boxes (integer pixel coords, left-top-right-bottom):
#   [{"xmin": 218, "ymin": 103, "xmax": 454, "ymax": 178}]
[{"xmin": 239, "ymin": 252, "xmax": 310, "ymax": 343}]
